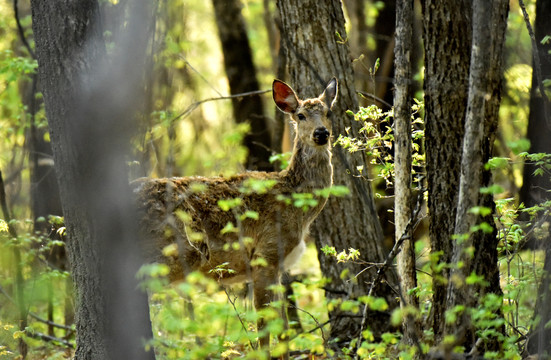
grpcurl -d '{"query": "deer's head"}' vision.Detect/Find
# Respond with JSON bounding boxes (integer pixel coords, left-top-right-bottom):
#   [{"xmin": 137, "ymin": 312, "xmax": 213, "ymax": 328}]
[{"xmin": 273, "ymin": 78, "xmax": 338, "ymax": 148}]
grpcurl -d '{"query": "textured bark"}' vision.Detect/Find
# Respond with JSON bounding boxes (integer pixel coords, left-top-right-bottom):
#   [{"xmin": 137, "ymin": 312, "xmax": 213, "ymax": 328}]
[
  {"xmin": 525, "ymin": 0, "xmax": 551, "ymax": 355},
  {"xmin": 422, "ymin": 0, "xmax": 472, "ymax": 341},
  {"xmin": 394, "ymin": 0, "xmax": 419, "ymax": 346},
  {"xmin": 448, "ymin": 0, "xmax": 493, "ymax": 297},
  {"xmin": 444, "ymin": 0, "xmax": 508, "ymax": 351},
  {"xmin": 531, "ymin": 240, "xmax": 551, "ymax": 357},
  {"xmin": 473, "ymin": 0, "xmax": 509, "ymax": 342},
  {"xmin": 212, "ymin": 0, "xmax": 273, "ymax": 171},
  {"xmin": 444, "ymin": 0, "xmax": 494, "ymax": 342},
  {"xmin": 277, "ymin": 0, "xmax": 398, "ymax": 343},
  {"xmin": 30, "ymin": 1, "xmax": 155, "ymax": 359},
  {"xmin": 520, "ymin": 0, "xmax": 551, "ymax": 235}
]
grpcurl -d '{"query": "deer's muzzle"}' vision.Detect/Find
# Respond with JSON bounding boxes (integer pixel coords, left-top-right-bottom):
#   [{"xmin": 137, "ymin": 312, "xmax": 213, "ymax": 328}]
[{"xmin": 313, "ymin": 127, "xmax": 330, "ymax": 145}]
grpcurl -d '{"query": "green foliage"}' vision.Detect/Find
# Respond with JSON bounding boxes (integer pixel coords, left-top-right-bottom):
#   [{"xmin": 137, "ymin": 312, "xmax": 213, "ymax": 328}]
[
  {"xmin": 0, "ymin": 0, "xmax": 549, "ymax": 358},
  {"xmin": 0, "ymin": 217, "xmax": 75, "ymax": 358},
  {"xmin": 137, "ymin": 244, "xmax": 332, "ymax": 359},
  {"xmin": 336, "ymin": 100, "xmax": 425, "ymax": 189}
]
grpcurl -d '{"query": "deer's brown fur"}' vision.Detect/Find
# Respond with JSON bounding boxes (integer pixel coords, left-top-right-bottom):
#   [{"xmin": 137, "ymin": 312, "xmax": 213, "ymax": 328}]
[{"xmin": 133, "ymin": 78, "xmax": 338, "ymax": 347}]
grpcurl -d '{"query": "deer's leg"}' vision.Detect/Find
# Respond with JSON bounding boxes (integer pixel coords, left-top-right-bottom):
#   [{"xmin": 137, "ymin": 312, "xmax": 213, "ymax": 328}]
[{"xmin": 252, "ymin": 264, "xmax": 280, "ymax": 349}]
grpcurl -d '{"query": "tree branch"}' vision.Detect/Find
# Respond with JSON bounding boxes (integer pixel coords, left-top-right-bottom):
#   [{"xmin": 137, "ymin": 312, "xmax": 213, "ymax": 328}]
[
  {"xmin": 25, "ymin": 330, "xmax": 75, "ymax": 349},
  {"xmin": 169, "ymin": 89, "xmax": 271, "ymax": 125},
  {"xmin": 13, "ymin": 0, "xmax": 36, "ymax": 59}
]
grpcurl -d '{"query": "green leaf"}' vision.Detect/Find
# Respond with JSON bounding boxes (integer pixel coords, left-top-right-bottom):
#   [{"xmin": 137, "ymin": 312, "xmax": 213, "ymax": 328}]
[
  {"xmin": 240, "ymin": 178, "xmax": 277, "ymax": 194},
  {"xmin": 314, "ymin": 185, "xmax": 350, "ymax": 198},
  {"xmin": 220, "ymin": 222, "xmax": 238, "ymax": 234},
  {"xmin": 480, "ymin": 184, "xmax": 505, "ymax": 195},
  {"xmin": 250, "ymin": 257, "xmax": 267, "ymax": 267},
  {"xmin": 507, "ymin": 138, "xmax": 531, "ymax": 155},
  {"xmin": 321, "ymin": 245, "xmax": 337, "ymax": 256},
  {"xmin": 241, "ymin": 210, "xmax": 259, "ymax": 220},
  {"xmin": 468, "ymin": 206, "xmax": 492, "ymax": 217},
  {"xmin": 0, "ymin": 219, "xmax": 8, "ymax": 233},
  {"xmin": 466, "ymin": 272, "xmax": 489, "ymax": 286},
  {"xmin": 485, "ymin": 157, "xmax": 509, "ymax": 170},
  {"xmin": 217, "ymin": 198, "xmax": 242, "ymax": 211}
]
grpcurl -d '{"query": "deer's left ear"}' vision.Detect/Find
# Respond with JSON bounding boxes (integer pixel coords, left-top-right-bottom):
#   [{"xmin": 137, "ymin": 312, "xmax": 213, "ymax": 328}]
[
  {"xmin": 273, "ymin": 79, "xmax": 300, "ymax": 114},
  {"xmin": 320, "ymin": 77, "xmax": 338, "ymax": 109}
]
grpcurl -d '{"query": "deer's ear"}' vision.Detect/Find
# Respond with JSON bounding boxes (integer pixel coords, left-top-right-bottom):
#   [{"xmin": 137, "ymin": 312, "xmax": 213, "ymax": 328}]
[
  {"xmin": 320, "ymin": 77, "xmax": 338, "ymax": 109},
  {"xmin": 273, "ymin": 80, "xmax": 299, "ymax": 114}
]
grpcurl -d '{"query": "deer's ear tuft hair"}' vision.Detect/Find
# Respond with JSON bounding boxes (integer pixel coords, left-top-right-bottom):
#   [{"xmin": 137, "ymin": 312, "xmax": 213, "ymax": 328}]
[
  {"xmin": 273, "ymin": 79, "xmax": 299, "ymax": 114},
  {"xmin": 320, "ymin": 77, "xmax": 338, "ymax": 109}
]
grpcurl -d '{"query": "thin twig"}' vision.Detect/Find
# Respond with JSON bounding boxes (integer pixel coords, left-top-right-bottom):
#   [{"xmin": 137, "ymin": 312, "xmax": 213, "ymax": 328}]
[
  {"xmin": 287, "ymin": 303, "xmax": 328, "ymax": 345},
  {"xmin": 223, "ymin": 287, "xmax": 256, "ymax": 350},
  {"xmin": 357, "ymin": 91, "xmax": 393, "ymax": 109},
  {"xmin": 178, "ymin": 55, "xmax": 223, "ymax": 97},
  {"xmin": 169, "ymin": 89, "xmax": 271, "ymax": 125}
]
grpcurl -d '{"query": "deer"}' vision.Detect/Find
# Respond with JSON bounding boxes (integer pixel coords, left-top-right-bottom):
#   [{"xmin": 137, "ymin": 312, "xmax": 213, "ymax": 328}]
[{"xmin": 132, "ymin": 77, "xmax": 338, "ymax": 350}]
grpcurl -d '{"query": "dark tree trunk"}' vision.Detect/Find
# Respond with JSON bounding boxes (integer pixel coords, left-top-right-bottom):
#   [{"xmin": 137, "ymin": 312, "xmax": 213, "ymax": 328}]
[
  {"xmin": 212, "ymin": 0, "xmax": 273, "ymax": 171},
  {"xmin": 372, "ymin": 0, "xmax": 396, "ymax": 108},
  {"xmin": 525, "ymin": 0, "xmax": 551, "ymax": 356},
  {"xmin": 422, "ymin": 0, "xmax": 472, "ymax": 342},
  {"xmin": 276, "ymin": 0, "xmax": 398, "ymax": 344},
  {"xmin": 531, "ymin": 240, "xmax": 551, "ymax": 357},
  {"xmin": 30, "ymin": 1, "xmax": 155, "ymax": 359},
  {"xmin": 520, "ymin": 0, "xmax": 551, "ymax": 235},
  {"xmin": 445, "ymin": 0, "xmax": 508, "ymax": 351}
]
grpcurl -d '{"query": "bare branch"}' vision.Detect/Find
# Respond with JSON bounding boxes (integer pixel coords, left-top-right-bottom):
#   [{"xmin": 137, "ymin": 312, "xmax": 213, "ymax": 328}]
[
  {"xmin": 356, "ymin": 91, "xmax": 392, "ymax": 109},
  {"xmin": 25, "ymin": 330, "xmax": 75, "ymax": 349},
  {"xmin": 169, "ymin": 89, "xmax": 271, "ymax": 125}
]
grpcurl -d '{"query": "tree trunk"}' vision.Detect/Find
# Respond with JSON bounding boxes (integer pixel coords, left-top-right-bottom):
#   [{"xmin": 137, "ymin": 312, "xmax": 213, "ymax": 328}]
[
  {"xmin": 531, "ymin": 240, "xmax": 551, "ymax": 357},
  {"xmin": 31, "ymin": 1, "xmax": 155, "ymax": 359},
  {"xmin": 276, "ymin": 0, "xmax": 398, "ymax": 344},
  {"xmin": 422, "ymin": 0, "xmax": 472, "ymax": 342},
  {"xmin": 520, "ymin": 0, "xmax": 551, "ymax": 239},
  {"xmin": 372, "ymin": 0, "xmax": 396, "ymax": 109},
  {"xmin": 525, "ymin": 0, "xmax": 551, "ymax": 356},
  {"xmin": 393, "ymin": 0, "xmax": 420, "ymax": 346},
  {"xmin": 212, "ymin": 0, "xmax": 273, "ymax": 171},
  {"xmin": 445, "ymin": 0, "xmax": 508, "ymax": 349}
]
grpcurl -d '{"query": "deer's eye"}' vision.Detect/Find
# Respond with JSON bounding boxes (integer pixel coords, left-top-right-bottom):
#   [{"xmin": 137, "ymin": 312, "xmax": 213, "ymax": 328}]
[{"xmin": 297, "ymin": 113, "xmax": 306, "ymax": 121}]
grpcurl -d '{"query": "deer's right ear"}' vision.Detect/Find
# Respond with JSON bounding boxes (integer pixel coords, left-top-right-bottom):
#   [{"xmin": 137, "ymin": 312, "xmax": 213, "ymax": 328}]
[{"xmin": 273, "ymin": 79, "xmax": 299, "ymax": 114}]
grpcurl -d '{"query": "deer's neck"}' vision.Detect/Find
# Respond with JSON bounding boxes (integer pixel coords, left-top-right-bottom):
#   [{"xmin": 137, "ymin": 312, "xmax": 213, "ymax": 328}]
[{"xmin": 283, "ymin": 139, "xmax": 333, "ymax": 191}]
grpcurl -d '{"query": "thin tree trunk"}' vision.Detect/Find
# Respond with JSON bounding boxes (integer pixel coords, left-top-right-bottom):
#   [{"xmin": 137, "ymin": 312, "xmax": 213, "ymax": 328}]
[
  {"xmin": 393, "ymin": 0, "xmax": 419, "ymax": 346},
  {"xmin": 276, "ymin": 0, "xmax": 398, "ymax": 344},
  {"xmin": 212, "ymin": 0, "xmax": 273, "ymax": 171},
  {"xmin": 31, "ymin": 1, "xmax": 155, "ymax": 359},
  {"xmin": 422, "ymin": 0, "xmax": 472, "ymax": 341}
]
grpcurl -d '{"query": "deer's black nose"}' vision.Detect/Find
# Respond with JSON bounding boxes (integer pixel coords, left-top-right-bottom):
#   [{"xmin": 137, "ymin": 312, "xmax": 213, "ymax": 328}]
[{"xmin": 313, "ymin": 127, "xmax": 330, "ymax": 145}]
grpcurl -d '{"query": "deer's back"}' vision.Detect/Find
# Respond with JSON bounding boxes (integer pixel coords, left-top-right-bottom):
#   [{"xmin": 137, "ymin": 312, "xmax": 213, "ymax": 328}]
[{"xmin": 132, "ymin": 171, "xmax": 321, "ymax": 283}]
